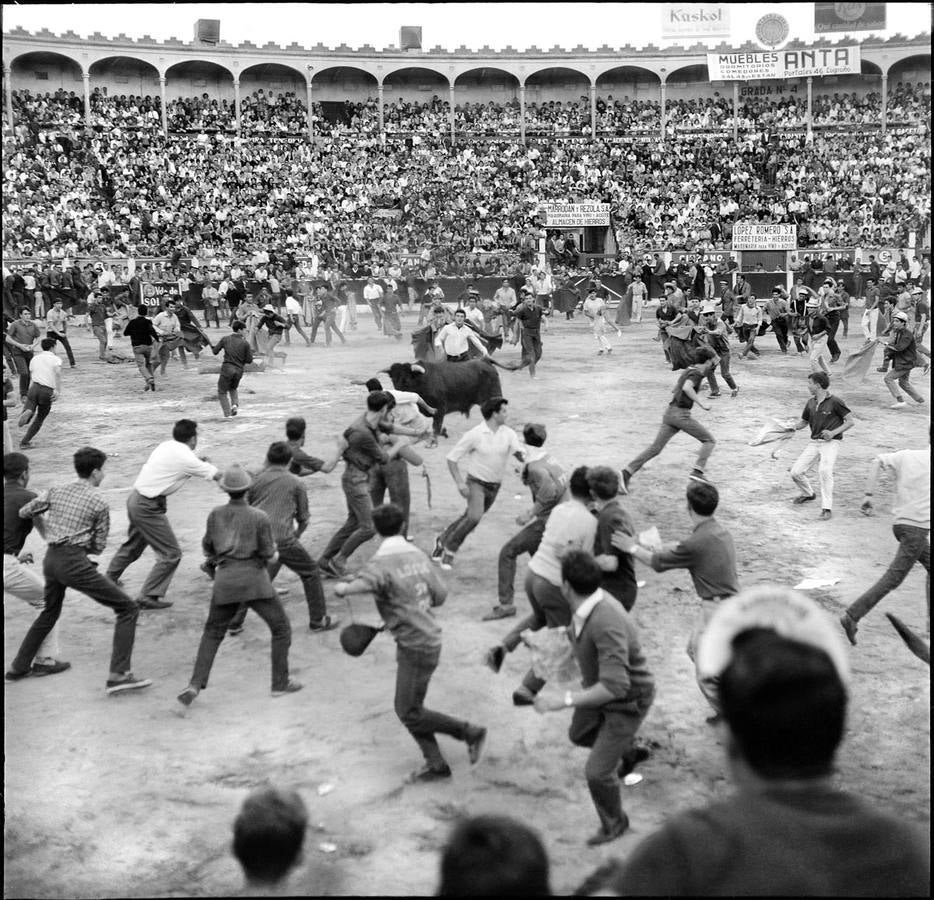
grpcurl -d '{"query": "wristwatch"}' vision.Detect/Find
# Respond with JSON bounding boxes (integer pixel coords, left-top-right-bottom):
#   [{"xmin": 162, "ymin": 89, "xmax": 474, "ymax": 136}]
[{"xmin": 564, "ymin": 690, "xmax": 574, "ymax": 708}]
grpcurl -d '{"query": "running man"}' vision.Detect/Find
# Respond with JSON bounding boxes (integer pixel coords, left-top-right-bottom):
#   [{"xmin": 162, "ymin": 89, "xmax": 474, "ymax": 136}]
[{"xmin": 210, "ymin": 319, "xmax": 253, "ymax": 419}]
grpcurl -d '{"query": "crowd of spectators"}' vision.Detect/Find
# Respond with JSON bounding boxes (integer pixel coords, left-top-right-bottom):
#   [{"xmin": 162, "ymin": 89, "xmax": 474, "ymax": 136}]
[
  {"xmin": 2, "ymin": 81, "xmax": 930, "ymax": 274},
  {"xmin": 239, "ymin": 88, "xmax": 308, "ymax": 133},
  {"xmin": 165, "ymin": 93, "xmax": 235, "ymax": 131},
  {"xmin": 87, "ymin": 88, "xmax": 161, "ymax": 130}
]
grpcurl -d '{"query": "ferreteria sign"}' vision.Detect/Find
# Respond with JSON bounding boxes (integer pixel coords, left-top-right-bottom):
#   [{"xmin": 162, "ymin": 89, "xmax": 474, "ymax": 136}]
[
  {"xmin": 707, "ymin": 44, "xmax": 861, "ymax": 80},
  {"xmin": 732, "ymin": 222, "xmax": 797, "ymax": 250},
  {"xmin": 539, "ymin": 202, "xmax": 611, "ymax": 227},
  {"xmin": 661, "ymin": 4, "xmax": 731, "ymax": 38}
]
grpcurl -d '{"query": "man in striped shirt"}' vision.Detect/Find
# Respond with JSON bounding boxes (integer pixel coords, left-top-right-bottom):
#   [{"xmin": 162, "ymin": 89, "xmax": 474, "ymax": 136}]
[{"xmin": 6, "ymin": 446, "xmax": 151, "ymax": 694}]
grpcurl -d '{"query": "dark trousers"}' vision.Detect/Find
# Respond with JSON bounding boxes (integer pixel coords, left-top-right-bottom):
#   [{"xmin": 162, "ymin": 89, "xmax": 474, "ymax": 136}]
[
  {"xmin": 132, "ymin": 345, "xmax": 156, "ymax": 383},
  {"xmin": 320, "ymin": 468, "xmax": 374, "ymax": 566},
  {"xmin": 772, "ymin": 317, "xmax": 790, "ymax": 352},
  {"xmin": 48, "ymin": 331, "xmax": 75, "ymax": 365},
  {"xmin": 627, "ymin": 406, "xmax": 716, "ymax": 475},
  {"xmin": 826, "ymin": 314, "xmax": 841, "ymax": 358},
  {"xmin": 497, "ymin": 517, "xmax": 546, "ymax": 606},
  {"xmin": 440, "ymin": 475, "xmax": 500, "ymax": 553},
  {"xmin": 847, "ymin": 524, "xmax": 930, "ymax": 628},
  {"xmin": 230, "ymin": 541, "xmax": 327, "ymax": 629},
  {"xmin": 190, "ymin": 598, "xmax": 291, "ymax": 692},
  {"xmin": 106, "ymin": 491, "xmax": 181, "ymax": 599},
  {"xmin": 582, "ymin": 690, "xmax": 654, "ymax": 834},
  {"xmin": 203, "ymin": 305, "xmax": 220, "ymax": 327},
  {"xmin": 21, "ymin": 383, "xmax": 54, "ymax": 443},
  {"xmin": 10, "ymin": 349, "xmax": 32, "ymax": 397},
  {"xmin": 10, "ymin": 545, "xmax": 139, "ymax": 676},
  {"xmin": 370, "ymin": 459, "xmax": 411, "ymax": 533},
  {"xmin": 92, "ymin": 325, "xmax": 109, "ymax": 359},
  {"xmin": 395, "ymin": 644, "xmax": 469, "ymax": 768},
  {"xmin": 520, "ymin": 331, "xmax": 543, "ymax": 373},
  {"xmin": 310, "ymin": 312, "xmax": 345, "ymax": 345},
  {"xmin": 705, "ymin": 353, "xmax": 737, "ymax": 393}
]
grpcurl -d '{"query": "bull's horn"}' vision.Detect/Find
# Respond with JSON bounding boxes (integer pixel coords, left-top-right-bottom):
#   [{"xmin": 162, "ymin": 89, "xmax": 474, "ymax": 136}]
[
  {"xmin": 411, "ymin": 364, "xmax": 426, "ymax": 374},
  {"xmin": 377, "ymin": 369, "xmax": 390, "ymax": 375}
]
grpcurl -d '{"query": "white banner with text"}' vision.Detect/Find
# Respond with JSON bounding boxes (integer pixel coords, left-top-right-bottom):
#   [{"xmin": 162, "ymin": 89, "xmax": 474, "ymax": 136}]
[
  {"xmin": 707, "ymin": 44, "xmax": 861, "ymax": 80},
  {"xmin": 732, "ymin": 223, "xmax": 797, "ymax": 250},
  {"xmin": 540, "ymin": 202, "xmax": 611, "ymax": 227}
]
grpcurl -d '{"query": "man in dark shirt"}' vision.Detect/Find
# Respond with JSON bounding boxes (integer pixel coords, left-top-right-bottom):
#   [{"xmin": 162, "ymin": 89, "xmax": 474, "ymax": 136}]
[
  {"xmin": 6, "ymin": 307, "xmax": 40, "ymax": 400},
  {"xmin": 257, "ymin": 304, "xmax": 288, "ymax": 358},
  {"xmin": 789, "ymin": 371, "xmax": 854, "ymax": 520},
  {"xmin": 309, "ymin": 286, "xmax": 345, "ymax": 347},
  {"xmin": 607, "ymin": 588, "xmax": 930, "ymax": 897},
  {"xmin": 210, "ymin": 320, "xmax": 253, "ymax": 418},
  {"xmin": 806, "ymin": 297, "xmax": 832, "ymax": 374},
  {"xmin": 284, "ymin": 416, "xmax": 340, "ymax": 478},
  {"xmin": 882, "ymin": 310, "xmax": 924, "ymax": 409},
  {"xmin": 318, "ymin": 391, "xmax": 400, "ymax": 579},
  {"xmin": 612, "ymin": 480, "xmax": 737, "ymax": 719},
  {"xmin": 3, "ymin": 452, "xmax": 68, "ymax": 675},
  {"xmin": 123, "ymin": 305, "xmax": 160, "ymax": 392},
  {"xmin": 655, "ymin": 295, "xmax": 679, "ymax": 364},
  {"xmin": 87, "ymin": 294, "xmax": 111, "ymax": 361},
  {"xmin": 588, "ymin": 467, "xmax": 638, "ymax": 611},
  {"xmin": 513, "ymin": 293, "xmax": 546, "ymax": 378},
  {"xmin": 620, "ymin": 346, "xmax": 719, "ymax": 493}
]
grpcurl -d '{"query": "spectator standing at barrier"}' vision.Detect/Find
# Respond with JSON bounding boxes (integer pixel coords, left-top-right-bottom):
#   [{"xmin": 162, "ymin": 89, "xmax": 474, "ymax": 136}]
[
  {"xmin": 210, "ymin": 319, "xmax": 253, "ymax": 419},
  {"xmin": 177, "ymin": 463, "xmax": 301, "ymax": 707},
  {"xmin": 335, "ymin": 502, "xmax": 488, "ymax": 782},
  {"xmin": 44, "ymin": 299, "xmax": 75, "ymax": 368},
  {"xmin": 6, "ymin": 308, "xmax": 40, "ymax": 401},
  {"xmin": 106, "ymin": 419, "xmax": 221, "ymax": 609},
  {"xmin": 6, "ymin": 446, "xmax": 152, "ymax": 695},
  {"xmin": 788, "ymin": 371, "xmax": 854, "ymax": 520},
  {"xmin": 484, "ymin": 423, "xmax": 566, "ymax": 622},
  {"xmin": 612, "ymin": 480, "xmax": 736, "ymax": 720},
  {"xmin": 532, "ymin": 550, "xmax": 655, "ymax": 846}
]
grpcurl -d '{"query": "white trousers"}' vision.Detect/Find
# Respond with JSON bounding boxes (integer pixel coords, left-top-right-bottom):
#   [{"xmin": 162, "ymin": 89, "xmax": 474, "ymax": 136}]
[
  {"xmin": 861, "ymin": 308, "xmax": 879, "ymax": 341},
  {"xmin": 4, "ymin": 554, "xmax": 61, "ymax": 660},
  {"xmin": 809, "ymin": 333, "xmax": 830, "ymax": 372},
  {"xmin": 790, "ymin": 440, "xmax": 840, "ymax": 510}
]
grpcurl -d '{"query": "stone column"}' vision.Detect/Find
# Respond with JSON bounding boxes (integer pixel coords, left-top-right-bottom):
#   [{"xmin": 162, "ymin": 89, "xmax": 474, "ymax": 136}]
[
  {"xmin": 306, "ymin": 77, "xmax": 314, "ymax": 141},
  {"xmin": 590, "ymin": 82, "xmax": 597, "ymax": 138},
  {"xmin": 159, "ymin": 76, "xmax": 167, "ymax": 135},
  {"xmin": 732, "ymin": 81, "xmax": 739, "ymax": 142},
  {"xmin": 449, "ymin": 82, "xmax": 455, "ymax": 142},
  {"xmin": 806, "ymin": 76, "xmax": 812, "ymax": 140},
  {"xmin": 880, "ymin": 72, "xmax": 888, "ymax": 133},
  {"xmin": 519, "ymin": 82, "xmax": 526, "ymax": 144},
  {"xmin": 3, "ymin": 66, "xmax": 13, "ymax": 130},
  {"xmin": 233, "ymin": 79, "xmax": 241, "ymax": 134},
  {"xmin": 659, "ymin": 80, "xmax": 666, "ymax": 140},
  {"xmin": 377, "ymin": 82, "xmax": 384, "ymax": 134},
  {"xmin": 82, "ymin": 72, "xmax": 91, "ymax": 123}
]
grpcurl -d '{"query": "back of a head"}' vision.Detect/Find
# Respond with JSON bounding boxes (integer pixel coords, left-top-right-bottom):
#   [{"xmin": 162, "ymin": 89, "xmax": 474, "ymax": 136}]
[
  {"xmin": 285, "ymin": 417, "xmax": 305, "ymax": 441},
  {"xmin": 568, "ymin": 465, "xmax": 591, "ymax": 501},
  {"xmin": 438, "ymin": 815, "xmax": 550, "ymax": 896},
  {"xmin": 172, "ymin": 418, "xmax": 198, "ymax": 443},
  {"xmin": 266, "ymin": 441, "xmax": 293, "ymax": 467},
  {"xmin": 232, "ymin": 787, "xmax": 308, "ymax": 885},
  {"xmin": 367, "ymin": 390, "xmax": 395, "ymax": 413},
  {"xmin": 586, "ymin": 465, "xmax": 618, "ymax": 501},
  {"xmin": 686, "ymin": 480, "xmax": 718, "ymax": 516},
  {"xmin": 4, "ymin": 451, "xmax": 30, "ymax": 481}
]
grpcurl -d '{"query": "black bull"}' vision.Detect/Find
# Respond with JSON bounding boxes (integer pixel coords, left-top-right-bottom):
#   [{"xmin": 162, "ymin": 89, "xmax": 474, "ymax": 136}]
[{"xmin": 382, "ymin": 359, "xmax": 517, "ymax": 436}]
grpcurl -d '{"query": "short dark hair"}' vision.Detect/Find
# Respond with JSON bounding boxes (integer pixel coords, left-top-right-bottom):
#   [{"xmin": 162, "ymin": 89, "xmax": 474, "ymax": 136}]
[
  {"xmin": 720, "ymin": 629, "xmax": 846, "ymax": 779},
  {"xmin": 232, "ymin": 787, "xmax": 308, "ymax": 885},
  {"xmin": 568, "ymin": 465, "xmax": 591, "ymax": 501},
  {"xmin": 137, "ymin": 305, "xmax": 148, "ymax": 316},
  {"xmin": 266, "ymin": 441, "xmax": 293, "ymax": 466},
  {"xmin": 481, "ymin": 397, "xmax": 507, "ymax": 420},
  {"xmin": 522, "ymin": 424, "xmax": 546, "ymax": 447},
  {"xmin": 365, "ymin": 378, "xmax": 383, "ymax": 392},
  {"xmin": 18, "ymin": 306, "xmax": 30, "ymax": 315},
  {"xmin": 4, "ymin": 451, "xmax": 30, "ymax": 481},
  {"xmin": 686, "ymin": 480, "xmax": 719, "ymax": 516},
  {"xmin": 40, "ymin": 338, "xmax": 56, "ymax": 352},
  {"xmin": 808, "ymin": 371, "xmax": 830, "ymax": 390},
  {"xmin": 372, "ymin": 502, "xmax": 405, "ymax": 537},
  {"xmin": 587, "ymin": 465, "xmax": 619, "ymax": 500},
  {"xmin": 454, "ymin": 308, "xmax": 467, "ymax": 317},
  {"xmin": 285, "ymin": 417, "xmax": 305, "ymax": 441},
  {"xmin": 366, "ymin": 391, "xmax": 395, "ymax": 413},
  {"xmin": 231, "ymin": 319, "xmax": 246, "ymax": 332},
  {"xmin": 692, "ymin": 346, "xmax": 717, "ymax": 363},
  {"xmin": 172, "ymin": 419, "xmax": 198, "ymax": 443},
  {"xmin": 74, "ymin": 446, "xmax": 107, "ymax": 479},
  {"xmin": 438, "ymin": 815, "xmax": 550, "ymax": 896},
  {"xmin": 561, "ymin": 549, "xmax": 603, "ymax": 596}
]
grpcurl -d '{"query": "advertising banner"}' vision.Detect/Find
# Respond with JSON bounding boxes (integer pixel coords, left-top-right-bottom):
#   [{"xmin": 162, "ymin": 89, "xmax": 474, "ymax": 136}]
[
  {"xmin": 814, "ymin": 2, "xmax": 886, "ymax": 33},
  {"xmin": 661, "ymin": 4, "xmax": 731, "ymax": 38},
  {"xmin": 707, "ymin": 44, "xmax": 861, "ymax": 80},
  {"xmin": 539, "ymin": 202, "xmax": 611, "ymax": 227},
  {"xmin": 732, "ymin": 223, "xmax": 797, "ymax": 250}
]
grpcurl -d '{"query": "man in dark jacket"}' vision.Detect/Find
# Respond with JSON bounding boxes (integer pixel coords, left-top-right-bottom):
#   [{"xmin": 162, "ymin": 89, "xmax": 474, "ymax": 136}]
[{"xmin": 883, "ymin": 310, "xmax": 924, "ymax": 409}]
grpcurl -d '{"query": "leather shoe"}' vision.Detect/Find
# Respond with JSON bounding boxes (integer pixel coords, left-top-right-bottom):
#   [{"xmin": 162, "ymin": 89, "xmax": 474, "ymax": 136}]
[
  {"xmin": 618, "ymin": 746, "xmax": 651, "ymax": 778},
  {"xmin": 840, "ymin": 614, "xmax": 858, "ymax": 646},
  {"xmin": 819, "ymin": 509, "xmax": 833, "ymax": 520},
  {"xmin": 512, "ymin": 686, "xmax": 536, "ymax": 706},
  {"xmin": 484, "ymin": 646, "xmax": 506, "ymax": 674},
  {"xmin": 586, "ymin": 816, "xmax": 629, "ymax": 846},
  {"xmin": 792, "ymin": 494, "xmax": 816, "ymax": 505},
  {"xmin": 482, "ymin": 605, "xmax": 516, "ymax": 621},
  {"xmin": 138, "ymin": 596, "xmax": 172, "ymax": 609},
  {"xmin": 408, "ymin": 763, "xmax": 452, "ymax": 783}
]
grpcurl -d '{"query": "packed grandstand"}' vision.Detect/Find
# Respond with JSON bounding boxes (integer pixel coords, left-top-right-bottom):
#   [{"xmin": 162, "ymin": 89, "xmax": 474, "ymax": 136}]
[{"xmin": 1, "ymin": 28, "xmax": 930, "ymax": 286}]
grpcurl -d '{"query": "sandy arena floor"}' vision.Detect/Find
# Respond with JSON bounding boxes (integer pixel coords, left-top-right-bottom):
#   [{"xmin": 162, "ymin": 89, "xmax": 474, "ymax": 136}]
[{"xmin": 4, "ymin": 309, "xmax": 930, "ymax": 896}]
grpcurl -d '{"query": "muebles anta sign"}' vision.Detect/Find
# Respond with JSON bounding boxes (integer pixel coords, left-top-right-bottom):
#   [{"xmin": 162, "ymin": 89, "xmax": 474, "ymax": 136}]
[
  {"xmin": 707, "ymin": 44, "xmax": 861, "ymax": 80},
  {"xmin": 661, "ymin": 4, "xmax": 731, "ymax": 38}
]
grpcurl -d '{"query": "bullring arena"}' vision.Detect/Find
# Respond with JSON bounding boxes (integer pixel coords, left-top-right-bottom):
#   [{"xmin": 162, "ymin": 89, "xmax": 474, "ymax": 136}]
[{"xmin": 2, "ymin": 4, "xmax": 931, "ymax": 897}]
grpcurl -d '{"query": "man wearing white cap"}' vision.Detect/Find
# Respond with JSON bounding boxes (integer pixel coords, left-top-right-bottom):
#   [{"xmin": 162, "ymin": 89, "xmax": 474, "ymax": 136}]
[
  {"xmin": 257, "ymin": 304, "xmax": 288, "ymax": 357},
  {"xmin": 881, "ymin": 310, "xmax": 925, "ymax": 409},
  {"xmin": 603, "ymin": 586, "xmax": 929, "ymax": 896}
]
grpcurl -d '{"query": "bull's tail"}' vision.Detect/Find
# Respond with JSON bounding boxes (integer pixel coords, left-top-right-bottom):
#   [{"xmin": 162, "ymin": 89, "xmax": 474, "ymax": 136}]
[{"xmin": 484, "ymin": 357, "xmax": 524, "ymax": 372}]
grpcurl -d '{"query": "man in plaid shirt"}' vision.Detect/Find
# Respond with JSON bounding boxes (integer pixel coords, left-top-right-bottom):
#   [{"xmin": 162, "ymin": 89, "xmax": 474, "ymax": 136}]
[{"xmin": 5, "ymin": 446, "xmax": 151, "ymax": 694}]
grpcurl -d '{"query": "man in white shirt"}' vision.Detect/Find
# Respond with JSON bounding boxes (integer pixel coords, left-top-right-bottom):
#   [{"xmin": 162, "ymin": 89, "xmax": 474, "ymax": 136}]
[
  {"xmin": 17, "ymin": 338, "xmax": 62, "ymax": 449},
  {"xmin": 106, "ymin": 419, "xmax": 221, "ymax": 608},
  {"xmin": 362, "ymin": 277, "xmax": 384, "ymax": 333},
  {"xmin": 281, "ymin": 290, "xmax": 310, "ymax": 346},
  {"xmin": 435, "ymin": 309, "xmax": 488, "ymax": 361},
  {"xmin": 153, "ymin": 299, "xmax": 189, "ymax": 373},
  {"xmin": 433, "ymin": 397, "xmax": 523, "ymax": 570},
  {"xmin": 484, "ymin": 467, "xmax": 597, "ymax": 705},
  {"xmin": 464, "ymin": 295, "xmax": 485, "ymax": 330},
  {"xmin": 492, "ymin": 280, "xmax": 518, "ymax": 338}
]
